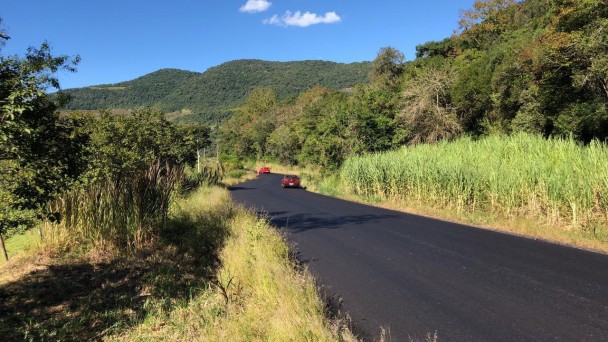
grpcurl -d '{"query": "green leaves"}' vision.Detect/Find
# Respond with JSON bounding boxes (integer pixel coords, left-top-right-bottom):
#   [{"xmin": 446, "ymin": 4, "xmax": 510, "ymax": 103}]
[
  {"xmin": 0, "ymin": 27, "xmax": 83, "ymax": 239},
  {"xmin": 84, "ymin": 108, "xmax": 194, "ymax": 182},
  {"xmin": 369, "ymin": 47, "xmax": 405, "ymax": 89}
]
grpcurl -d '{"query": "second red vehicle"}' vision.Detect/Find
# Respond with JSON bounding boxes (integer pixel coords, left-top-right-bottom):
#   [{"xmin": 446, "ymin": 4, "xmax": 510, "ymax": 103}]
[{"xmin": 281, "ymin": 175, "xmax": 301, "ymax": 188}]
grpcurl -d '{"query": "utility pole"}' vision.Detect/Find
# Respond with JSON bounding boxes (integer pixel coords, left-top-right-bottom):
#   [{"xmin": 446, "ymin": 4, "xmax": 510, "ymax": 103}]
[{"xmin": 196, "ymin": 139, "xmax": 200, "ymax": 174}]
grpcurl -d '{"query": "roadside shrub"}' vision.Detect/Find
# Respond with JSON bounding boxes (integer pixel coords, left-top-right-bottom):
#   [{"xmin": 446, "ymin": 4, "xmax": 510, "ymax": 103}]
[{"xmin": 46, "ymin": 108, "xmax": 195, "ymax": 253}]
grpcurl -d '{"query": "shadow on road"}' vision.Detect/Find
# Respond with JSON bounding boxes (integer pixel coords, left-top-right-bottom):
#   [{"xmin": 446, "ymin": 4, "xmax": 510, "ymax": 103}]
[
  {"xmin": 265, "ymin": 211, "xmax": 400, "ymax": 233},
  {"xmin": 229, "ymin": 186, "xmax": 256, "ymax": 191}
]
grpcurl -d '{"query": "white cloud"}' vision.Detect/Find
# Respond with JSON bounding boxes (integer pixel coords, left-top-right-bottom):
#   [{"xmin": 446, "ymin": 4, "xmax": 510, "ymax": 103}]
[
  {"xmin": 240, "ymin": 0, "xmax": 272, "ymax": 13},
  {"xmin": 263, "ymin": 11, "xmax": 342, "ymax": 27}
]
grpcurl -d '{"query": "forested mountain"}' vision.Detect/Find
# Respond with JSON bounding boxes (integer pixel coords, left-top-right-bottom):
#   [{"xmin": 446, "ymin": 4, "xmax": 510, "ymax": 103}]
[
  {"xmin": 220, "ymin": 0, "xmax": 608, "ymax": 168},
  {"xmin": 60, "ymin": 60, "xmax": 371, "ymax": 122}
]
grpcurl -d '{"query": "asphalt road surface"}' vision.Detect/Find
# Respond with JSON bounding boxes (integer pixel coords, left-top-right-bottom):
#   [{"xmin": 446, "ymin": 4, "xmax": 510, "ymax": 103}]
[{"xmin": 230, "ymin": 173, "xmax": 608, "ymax": 341}]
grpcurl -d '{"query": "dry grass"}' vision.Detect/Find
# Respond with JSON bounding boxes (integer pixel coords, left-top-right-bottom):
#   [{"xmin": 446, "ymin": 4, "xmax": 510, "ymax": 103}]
[
  {"xmin": 113, "ymin": 188, "xmax": 356, "ymax": 341},
  {"xmin": 222, "ymin": 169, "xmax": 258, "ymax": 187},
  {"xmin": 0, "ymin": 186, "xmax": 230, "ymax": 341},
  {"xmin": 1, "ymin": 186, "xmax": 356, "ymax": 341},
  {"xmin": 165, "ymin": 108, "xmax": 193, "ymax": 121}
]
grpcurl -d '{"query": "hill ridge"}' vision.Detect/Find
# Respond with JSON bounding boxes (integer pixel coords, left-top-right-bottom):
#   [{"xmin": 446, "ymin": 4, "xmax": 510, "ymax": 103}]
[{"xmin": 61, "ymin": 59, "xmax": 372, "ymax": 122}]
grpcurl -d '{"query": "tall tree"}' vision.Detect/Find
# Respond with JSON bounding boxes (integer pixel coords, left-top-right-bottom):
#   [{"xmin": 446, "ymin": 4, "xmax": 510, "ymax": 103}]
[
  {"xmin": 0, "ymin": 23, "xmax": 83, "ymax": 260},
  {"xmin": 457, "ymin": 0, "xmax": 518, "ymax": 48},
  {"xmin": 369, "ymin": 47, "xmax": 405, "ymax": 89},
  {"xmin": 219, "ymin": 88, "xmax": 277, "ymax": 160},
  {"xmin": 397, "ymin": 59, "xmax": 462, "ymax": 144}
]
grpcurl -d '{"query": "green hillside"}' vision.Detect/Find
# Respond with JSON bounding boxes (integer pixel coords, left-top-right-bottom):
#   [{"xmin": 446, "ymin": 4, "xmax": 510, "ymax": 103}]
[
  {"xmin": 61, "ymin": 60, "xmax": 371, "ymax": 122},
  {"xmin": 218, "ymin": 0, "xmax": 608, "ymax": 168}
]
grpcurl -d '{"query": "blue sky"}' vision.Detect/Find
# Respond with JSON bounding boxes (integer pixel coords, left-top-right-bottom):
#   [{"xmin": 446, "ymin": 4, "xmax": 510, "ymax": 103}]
[{"xmin": 1, "ymin": 1, "xmax": 477, "ymax": 90}]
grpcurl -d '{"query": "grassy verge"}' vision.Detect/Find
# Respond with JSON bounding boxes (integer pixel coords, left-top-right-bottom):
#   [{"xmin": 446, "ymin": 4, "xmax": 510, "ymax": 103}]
[
  {"xmin": 222, "ymin": 168, "xmax": 258, "ymax": 187},
  {"xmin": 0, "ymin": 230, "xmax": 40, "ymax": 265},
  {"xmin": 0, "ymin": 186, "xmax": 355, "ymax": 341},
  {"xmin": 112, "ymin": 187, "xmax": 354, "ymax": 341},
  {"xmin": 314, "ymin": 134, "xmax": 608, "ymax": 254}
]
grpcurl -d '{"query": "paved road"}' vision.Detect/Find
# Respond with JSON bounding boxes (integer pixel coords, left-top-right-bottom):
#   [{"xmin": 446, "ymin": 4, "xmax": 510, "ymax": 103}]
[{"xmin": 230, "ymin": 174, "xmax": 608, "ymax": 341}]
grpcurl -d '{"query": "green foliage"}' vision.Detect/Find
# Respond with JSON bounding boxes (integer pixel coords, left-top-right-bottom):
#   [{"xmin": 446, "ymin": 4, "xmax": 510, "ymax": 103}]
[
  {"xmin": 267, "ymin": 124, "xmax": 299, "ymax": 165},
  {"xmin": 339, "ymin": 134, "xmax": 608, "ymax": 238},
  {"xmin": 416, "ymin": 38, "xmax": 461, "ymax": 59},
  {"xmin": 369, "ymin": 46, "xmax": 405, "ymax": 89},
  {"xmin": 220, "ymin": 50, "xmax": 403, "ymax": 170},
  {"xmin": 453, "ymin": 0, "xmax": 608, "ymax": 139},
  {"xmin": 457, "ymin": 0, "xmax": 519, "ymax": 49},
  {"xmin": 0, "ymin": 27, "xmax": 83, "ymax": 240},
  {"xmin": 85, "ymin": 108, "xmax": 194, "ymax": 179},
  {"xmin": 219, "ymin": 88, "xmax": 278, "ymax": 159},
  {"xmin": 219, "ymin": 1, "xmax": 608, "ymax": 171},
  {"xmin": 51, "ymin": 108, "xmax": 196, "ymax": 251},
  {"xmin": 60, "ymin": 60, "xmax": 371, "ymax": 123},
  {"xmin": 349, "ymin": 84, "xmax": 399, "ymax": 152}
]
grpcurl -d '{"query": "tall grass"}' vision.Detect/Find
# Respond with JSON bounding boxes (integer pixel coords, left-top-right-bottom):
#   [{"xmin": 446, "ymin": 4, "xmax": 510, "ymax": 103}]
[
  {"xmin": 44, "ymin": 159, "xmax": 229, "ymax": 254},
  {"xmin": 339, "ymin": 134, "xmax": 608, "ymax": 239},
  {"xmin": 111, "ymin": 187, "xmax": 356, "ymax": 341},
  {"xmin": 47, "ymin": 160, "xmax": 183, "ymax": 253},
  {"xmin": 178, "ymin": 163, "xmax": 224, "ymax": 194},
  {"xmin": 4, "ymin": 181, "xmax": 356, "ymax": 340}
]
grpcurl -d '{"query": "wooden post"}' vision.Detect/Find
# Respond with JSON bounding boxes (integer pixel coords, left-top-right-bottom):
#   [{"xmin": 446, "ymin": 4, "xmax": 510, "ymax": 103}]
[{"xmin": 0, "ymin": 232, "xmax": 8, "ymax": 261}]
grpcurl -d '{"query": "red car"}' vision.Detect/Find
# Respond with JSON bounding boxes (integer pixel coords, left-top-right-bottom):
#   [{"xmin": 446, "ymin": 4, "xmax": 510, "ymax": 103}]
[
  {"xmin": 258, "ymin": 166, "xmax": 271, "ymax": 174},
  {"xmin": 281, "ymin": 175, "xmax": 300, "ymax": 188}
]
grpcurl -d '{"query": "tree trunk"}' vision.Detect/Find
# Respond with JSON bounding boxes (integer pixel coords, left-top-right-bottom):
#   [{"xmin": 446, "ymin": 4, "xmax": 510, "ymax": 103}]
[{"xmin": 0, "ymin": 233, "xmax": 8, "ymax": 261}]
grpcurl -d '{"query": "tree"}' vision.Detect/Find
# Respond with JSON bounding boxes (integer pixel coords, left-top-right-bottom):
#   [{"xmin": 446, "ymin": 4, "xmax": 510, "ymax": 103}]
[
  {"xmin": 457, "ymin": 0, "xmax": 518, "ymax": 48},
  {"xmin": 503, "ymin": 0, "xmax": 608, "ymax": 141},
  {"xmin": 369, "ymin": 47, "xmax": 405, "ymax": 89},
  {"xmin": 266, "ymin": 124, "xmax": 299, "ymax": 165},
  {"xmin": 86, "ymin": 108, "xmax": 195, "ymax": 180},
  {"xmin": 416, "ymin": 38, "xmax": 461, "ymax": 59},
  {"xmin": 349, "ymin": 84, "xmax": 397, "ymax": 152},
  {"xmin": 0, "ymin": 25, "xmax": 83, "ymax": 260},
  {"xmin": 397, "ymin": 60, "xmax": 462, "ymax": 144},
  {"xmin": 219, "ymin": 88, "xmax": 277, "ymax": 160}
]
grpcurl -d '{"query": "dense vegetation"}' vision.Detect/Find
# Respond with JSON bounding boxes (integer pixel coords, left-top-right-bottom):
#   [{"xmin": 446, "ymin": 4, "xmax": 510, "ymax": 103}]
[
  {"xmin": 2, "ymin": 186, "xmax": 355, "ymax": 341},
  {"xmin": 2, "ymin": 22, "xmax": 353, "ymax": 341},
  {"xmin": 0, "ymin": 23, "xmax": 84, "ymax": 259},
  {"xmin": 60, "ymin": 60, "xmax": 371, "ymax": 123},
  {"xmin": 337, "ymin": 134, "xmax": 608, "ymax": 239},
  {"xmin": 0, "ymin": 20, "xmax": 215, "ymax": 256},
  {"xmin": 220, "ymin": 0, "xmax": 608, "ymax": 168},
  {"xmin": 46, "ymin": 109, "xmax": 208, "ymax": 252}
]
